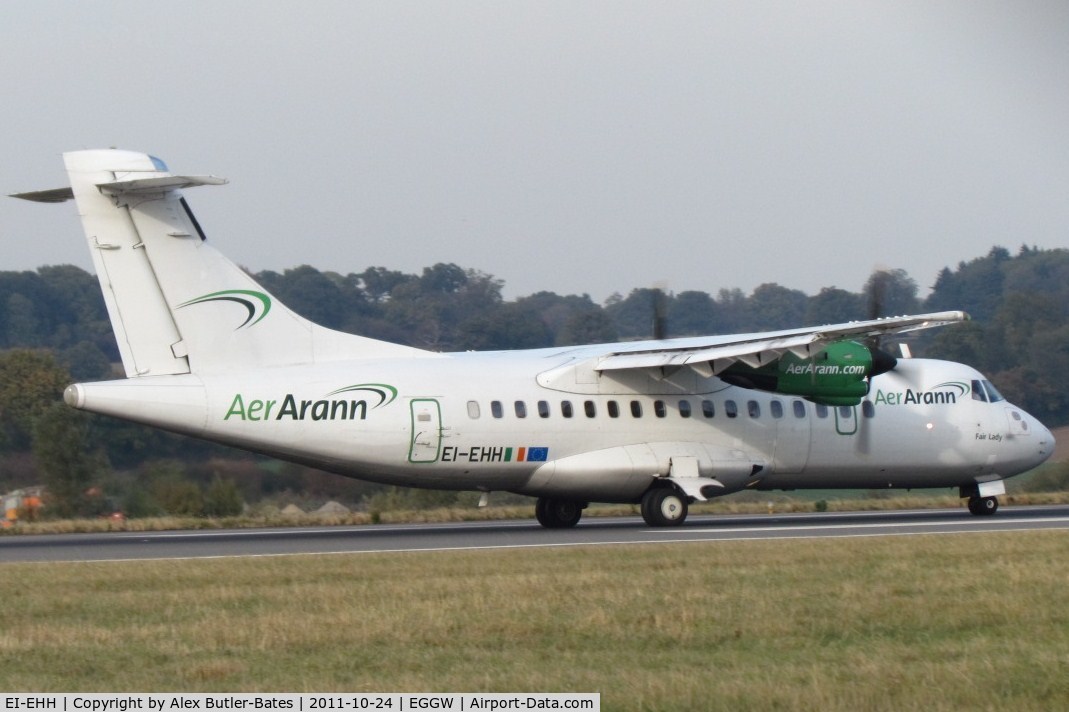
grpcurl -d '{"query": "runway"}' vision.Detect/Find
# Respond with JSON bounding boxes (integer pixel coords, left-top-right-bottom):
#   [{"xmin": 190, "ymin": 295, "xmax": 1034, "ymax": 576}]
[{"xmin": 3, "ymin": 505, "xmax": 1068, "ymax": 563}]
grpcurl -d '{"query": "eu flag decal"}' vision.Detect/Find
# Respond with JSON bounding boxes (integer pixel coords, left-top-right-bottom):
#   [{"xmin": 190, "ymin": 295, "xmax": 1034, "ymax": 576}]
[{"xmin": 526, "ymin": 447, "xmax": 549, "ymax": 462}]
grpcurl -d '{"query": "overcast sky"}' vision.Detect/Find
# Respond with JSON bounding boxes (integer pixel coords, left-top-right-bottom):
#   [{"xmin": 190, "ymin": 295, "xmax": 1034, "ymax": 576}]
[{"xmin": 3, "ymin": 1, "xmax": 1068, "ymax": 304}]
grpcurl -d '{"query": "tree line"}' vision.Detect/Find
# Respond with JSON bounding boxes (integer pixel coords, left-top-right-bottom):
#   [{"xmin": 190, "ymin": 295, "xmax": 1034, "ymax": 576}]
[{"xmin": 2, "ymin": 244, "xmax": 1067, "ymax": 516}]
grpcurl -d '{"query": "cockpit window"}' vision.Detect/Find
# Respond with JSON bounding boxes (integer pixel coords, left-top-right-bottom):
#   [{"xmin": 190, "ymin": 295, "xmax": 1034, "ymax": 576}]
[
  {"xmin": 982, "ymin": 380, "xmax": 1006, "ymax": 403},
  {"xmin": 971, "ymin": 379, "xmax": 1008, "ymax": 403}
]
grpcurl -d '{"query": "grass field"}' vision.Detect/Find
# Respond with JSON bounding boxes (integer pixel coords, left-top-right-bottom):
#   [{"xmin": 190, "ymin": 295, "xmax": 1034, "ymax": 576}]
[{"xmin": 2, "ymin": 531, "xmax": 1068, "ymax": 710}]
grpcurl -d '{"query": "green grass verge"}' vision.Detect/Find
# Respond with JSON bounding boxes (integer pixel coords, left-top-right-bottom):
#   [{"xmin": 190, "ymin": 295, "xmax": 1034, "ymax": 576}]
[{"xmin": 2, "ymin": 532, "xmax": 1068, "ymax": 710}]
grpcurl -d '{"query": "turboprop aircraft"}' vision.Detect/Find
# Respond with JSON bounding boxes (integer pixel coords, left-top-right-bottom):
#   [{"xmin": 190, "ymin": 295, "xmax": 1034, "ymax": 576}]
[{"xmin": 13, "ymin": 149, "xmax": 1055, "ymax": 527}]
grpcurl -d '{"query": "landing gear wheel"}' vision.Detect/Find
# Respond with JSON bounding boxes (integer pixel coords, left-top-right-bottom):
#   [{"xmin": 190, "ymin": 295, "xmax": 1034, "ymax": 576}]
[
  {"xmin": 968, "ymin": 496, "xmax": 999, "ymax": 516},
  {"xmin": 535, "ymin": 498, "xmax": 583, "ymax": 528},
  {"xmin": 641, "ymin": 488, "xmax": 689, "ymax": 527}
]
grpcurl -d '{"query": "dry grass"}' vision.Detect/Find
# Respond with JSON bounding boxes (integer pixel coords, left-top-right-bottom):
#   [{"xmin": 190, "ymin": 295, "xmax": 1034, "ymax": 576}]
[{"xmin": 2, "ymin": 532, "xmax": 1068, "ymax": 710}]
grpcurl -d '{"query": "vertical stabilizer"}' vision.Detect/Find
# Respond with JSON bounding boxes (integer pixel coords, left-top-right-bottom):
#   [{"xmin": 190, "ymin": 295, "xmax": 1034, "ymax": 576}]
[
  {"xmin": 17, "ymin": 149, "xmax": 427, "ymax": 377},
  {"xmin": 65, "ymin": 150, "xmax": 192, "ymax": 376}
]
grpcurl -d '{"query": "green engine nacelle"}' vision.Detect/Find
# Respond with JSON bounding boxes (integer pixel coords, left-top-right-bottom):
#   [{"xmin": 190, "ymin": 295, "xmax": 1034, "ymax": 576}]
[
  {"xmin": 777, "ymin": 340, "xmax": 872, "ymax": 404},
  {"xmin": 722, "ymin": 340, "xmax": 879, "ymax": 406}
]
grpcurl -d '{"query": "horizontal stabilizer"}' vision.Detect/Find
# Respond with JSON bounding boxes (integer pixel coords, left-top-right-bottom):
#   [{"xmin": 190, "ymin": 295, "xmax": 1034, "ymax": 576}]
[
  {"xmin": 12, "ymin": 176, "xmax": 224, "ymax": 203},
  {"xmin": 98, "ymin": 175, "xmax": 227, "ymax": 196},
  {"xmin": 10, "ymin": 187, "xmax": 75, "ymax": 203}
]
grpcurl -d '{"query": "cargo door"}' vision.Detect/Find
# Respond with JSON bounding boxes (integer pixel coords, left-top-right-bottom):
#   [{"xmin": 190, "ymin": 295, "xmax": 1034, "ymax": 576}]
[{"xmin": 773, "ymin": 398, "xmax": 812, "ymax": 473}]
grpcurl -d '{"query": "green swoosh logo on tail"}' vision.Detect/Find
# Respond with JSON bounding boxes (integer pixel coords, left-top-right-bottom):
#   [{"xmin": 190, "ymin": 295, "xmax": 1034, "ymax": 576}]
[{"xmin": 178, "ymin": 290, "xmax": 272, "ymax": 329}]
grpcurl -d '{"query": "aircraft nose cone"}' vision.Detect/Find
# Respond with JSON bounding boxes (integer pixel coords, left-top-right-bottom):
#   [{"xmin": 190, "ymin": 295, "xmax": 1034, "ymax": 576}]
[
  {"xmin": 1036, "ymin": 419, "xmax": 1055, "ymax": 460},
  {"xmin": 1019, "ymin": 412, "xmax": 1055, "ymax": 469},
  {"xmin": 998, "ymin": 408, "xmax": 1055, "ymax": 475}
]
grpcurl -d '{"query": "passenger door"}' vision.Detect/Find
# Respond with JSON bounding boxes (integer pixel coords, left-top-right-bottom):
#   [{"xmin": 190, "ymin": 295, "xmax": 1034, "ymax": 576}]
[{"xmin": 408, "ymin": 399, "xmax": 443, "ymax": 463}]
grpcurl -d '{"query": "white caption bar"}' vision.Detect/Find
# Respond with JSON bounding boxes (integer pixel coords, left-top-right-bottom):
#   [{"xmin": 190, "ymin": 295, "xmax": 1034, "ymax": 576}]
[{"xmin": 2, "ymin": 695, "xmax": 599, "ymax": 712}]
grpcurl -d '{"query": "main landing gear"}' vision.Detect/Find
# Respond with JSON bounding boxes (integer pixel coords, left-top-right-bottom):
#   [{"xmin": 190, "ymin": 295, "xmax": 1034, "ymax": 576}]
[
  {"xmin": 967, "ymin": 496, "xmax": 999, "ymax": 516},
  {"xmin": 640, "ymin": 486, "xmax": 689, "ymax": 527},
  {"xmin": 535, "ymin": 497, "xmax": 586, "ymax": 528},
  {"xmin": 534, "ymin": 488, "xmax": 692, "ymax": 528}
]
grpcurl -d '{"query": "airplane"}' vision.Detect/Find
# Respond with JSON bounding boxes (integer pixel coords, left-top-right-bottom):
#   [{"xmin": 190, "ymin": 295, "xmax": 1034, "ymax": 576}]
[{"xmin": 12, "ymin": 149, "xmax": 1055, "ymax": 527}]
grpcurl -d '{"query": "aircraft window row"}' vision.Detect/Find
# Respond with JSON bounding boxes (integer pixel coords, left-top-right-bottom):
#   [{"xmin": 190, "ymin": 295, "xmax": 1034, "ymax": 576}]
[{"xmin": 468, "ymin": 398, "xmax": 877, "ymax": 421}]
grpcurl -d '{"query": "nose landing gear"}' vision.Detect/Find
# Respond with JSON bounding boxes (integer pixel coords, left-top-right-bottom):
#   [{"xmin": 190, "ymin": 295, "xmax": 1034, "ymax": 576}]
[{"xmin": 961, "ymin": 481, "xmax": 1004, "ymax": 516}]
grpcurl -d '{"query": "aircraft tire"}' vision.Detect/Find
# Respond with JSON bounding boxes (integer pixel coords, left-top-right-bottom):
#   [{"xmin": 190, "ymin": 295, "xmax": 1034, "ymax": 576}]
[
  {"xmin": 968, "ymin": 496, "xmax": 998, "ymax": 516},
  {"xmin": 535, "ymin": 497, "xmax": 583, "ymax": 528},
  {"xmin": 641, "ymin": 487, "xmax": 688, "ymax": 527}
]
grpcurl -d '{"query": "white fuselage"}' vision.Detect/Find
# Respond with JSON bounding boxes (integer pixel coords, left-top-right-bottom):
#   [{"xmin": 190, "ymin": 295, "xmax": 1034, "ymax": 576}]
[{"xmin": 67, "ymin": 352, "xmax": 1054, "ymax": 503}]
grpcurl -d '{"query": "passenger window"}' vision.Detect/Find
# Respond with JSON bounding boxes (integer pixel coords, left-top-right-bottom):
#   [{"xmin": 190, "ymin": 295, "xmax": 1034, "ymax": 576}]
[
  {"xmin": 816, "ymin": 404, "xmax": 829, "ymax": 419},
  {"xmin": 561, "ymin": 400, "xmax": 574, "ymax": 418},
  {"xmin": 793, "ymin": 400, "xmax": 806, "ymax": 418},
  {"xmin": 654, "ymin": 400, "xmax": 667, "ymax": 418},
  {"xmin": 702, "ymin": 400, "xmax": 715, "ymax": 418},
  {"xmin": 630, "ymin": 400, "xmax": 643, "ymax": 418},
  {"xmin": 537, "ymin": 400, "xmax": 551, "ymax": 418},
  {"xmin": 607, "ymin": 400, "xmax": 620, "ymax": 418},
  {"xmin": 467, "ymin": 401, "xmax": 481, "ymax": 419},
  {"xmin": 725, "ymin": 400, "xmax": 738, "ymax": 418},
  {"xmin": 838, "ymin": 406, "xmax": 853, "ymax": 419},
  {"xmin": 679, "ymin": 400, "xmax": 692, "ymax": 418},
  {"xmin": 584, "ymin": 400, "xmax": 597, "ymax": 418},
  {"xmin": 514, "ymin": 401, "xmax": 527, "ymax": 418},
  {"xmin": 748, "ymin": 401, "xmax": 760, "ymax": 418},
  {"xmin": 491, "ymin": 401, "xmax": 503, "ymax": 419},
  {"xmin": 770, "ymin": 400, "xmax": 783, "ymax": 419}
]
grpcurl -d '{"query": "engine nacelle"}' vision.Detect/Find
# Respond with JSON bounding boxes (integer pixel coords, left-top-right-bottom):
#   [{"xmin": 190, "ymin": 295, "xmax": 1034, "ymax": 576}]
[{"xmin": 721, "ymin": 340, "xmax": 891, "ymax": 406}]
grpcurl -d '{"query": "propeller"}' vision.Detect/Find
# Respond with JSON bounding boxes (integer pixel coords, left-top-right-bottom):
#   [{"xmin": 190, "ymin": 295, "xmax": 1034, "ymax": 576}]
[
  {"xmin": 651, "ymin": 282, "xmax": 669, "ymax": 341},
  {"xmin": 863, "ymin": 269, "xmax": 899, "ymax": 377}
]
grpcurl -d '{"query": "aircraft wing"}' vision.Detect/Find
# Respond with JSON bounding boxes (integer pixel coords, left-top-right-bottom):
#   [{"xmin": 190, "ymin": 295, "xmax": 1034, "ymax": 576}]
[{"xmin": 594, "ymin": 311, "xmax": 968, "ymax": 377}]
